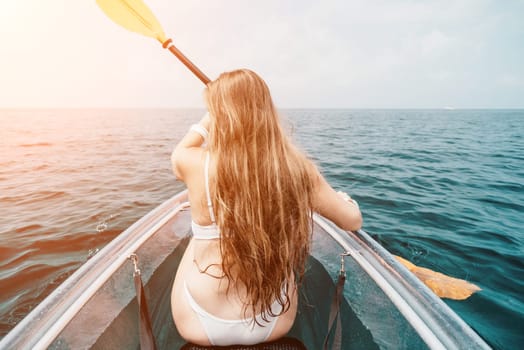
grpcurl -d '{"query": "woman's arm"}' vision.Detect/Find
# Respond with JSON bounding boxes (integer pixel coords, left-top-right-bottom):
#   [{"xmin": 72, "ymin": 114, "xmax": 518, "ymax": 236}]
[
  {"xmin": 177, "ymin": 113, "xmax": 210, "ymax": 150},
  {"xmin": 171, "ymin": 113, "xmax": 210, "ymax": 180},
  {"xmin": 312, "ymin": 172, "xmax": 363, "ymax": 231}
]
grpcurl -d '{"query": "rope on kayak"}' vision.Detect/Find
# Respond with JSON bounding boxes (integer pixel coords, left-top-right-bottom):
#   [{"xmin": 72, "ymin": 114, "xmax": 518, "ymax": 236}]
[
  {"xmin": 129, "ymin": 253, "xmax": 157, "ymax": 350},
  {"xmin": 323, "ymin": 252, "xmax": 351, "ymax": 350}
]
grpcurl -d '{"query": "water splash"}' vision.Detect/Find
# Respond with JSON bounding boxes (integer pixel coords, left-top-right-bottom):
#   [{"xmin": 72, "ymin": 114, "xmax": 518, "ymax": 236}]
[
  {"xmin": 86, "ymin": 248, "xmax": 100, "ymax": 260},
  {"xmin": 95, "ymin": 213, "xmax": 119, "ymax": 233}
]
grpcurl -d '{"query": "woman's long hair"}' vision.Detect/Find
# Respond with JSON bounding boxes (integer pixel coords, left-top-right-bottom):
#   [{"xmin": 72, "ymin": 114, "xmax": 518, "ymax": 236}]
[{"xmin": 205, "ymin": 69, "xmax": 317, "ymax": 323}]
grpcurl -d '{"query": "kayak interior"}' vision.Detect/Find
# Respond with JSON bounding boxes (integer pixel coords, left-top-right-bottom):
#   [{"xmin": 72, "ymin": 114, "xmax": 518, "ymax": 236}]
[{"xmin": 0, "ymin": 190, "xmax": 490, "ymax": 349}]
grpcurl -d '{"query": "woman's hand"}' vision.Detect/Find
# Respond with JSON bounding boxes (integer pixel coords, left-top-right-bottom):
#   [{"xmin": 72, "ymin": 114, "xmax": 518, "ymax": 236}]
[
  {"xmin": 312, "ymin": 174, "xmax": 363, "ymax": 231},
  {"xmin": 336, "ymin": 191, "xmax": 359, "ymax": 208},
  {"xmin": 336, "ymin": 191, "xmax": 352, "ymax": 202}
]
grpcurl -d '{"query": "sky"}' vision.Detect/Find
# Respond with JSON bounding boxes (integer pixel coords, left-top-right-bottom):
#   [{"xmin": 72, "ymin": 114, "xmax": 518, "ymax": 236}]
[{"xmin": 0, "ymin": 0, "xmax": 523, "ymax": 108}]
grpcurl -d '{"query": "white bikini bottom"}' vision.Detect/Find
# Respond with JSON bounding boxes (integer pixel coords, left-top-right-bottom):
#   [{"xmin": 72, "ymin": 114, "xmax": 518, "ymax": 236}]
[{"xmin": 183, "ymin": 281, "xmax": 284, "ymax": 346}]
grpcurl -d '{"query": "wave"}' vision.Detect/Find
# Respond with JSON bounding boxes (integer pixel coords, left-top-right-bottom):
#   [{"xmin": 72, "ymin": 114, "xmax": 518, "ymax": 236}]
[{"xmin": 18, "ymin": 142, "xmax": 53, "ymax": 148}]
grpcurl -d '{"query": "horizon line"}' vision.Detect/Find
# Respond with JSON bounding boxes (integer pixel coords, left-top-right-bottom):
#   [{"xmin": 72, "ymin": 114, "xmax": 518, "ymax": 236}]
[{"xmin": 1, "ymin": 107, "xmax": 524, "ymax": 110}]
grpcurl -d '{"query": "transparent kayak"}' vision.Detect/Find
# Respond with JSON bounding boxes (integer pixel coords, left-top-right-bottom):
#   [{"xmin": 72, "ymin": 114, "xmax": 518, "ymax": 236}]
[{"xmin": 0, "ymin": 190, "xmax": 490, "ymax": 349}]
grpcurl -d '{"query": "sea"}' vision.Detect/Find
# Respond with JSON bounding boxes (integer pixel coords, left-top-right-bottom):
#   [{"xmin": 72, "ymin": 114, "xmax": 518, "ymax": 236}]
[{"xmin": 0, "ymin": 109, "xmax": 522, "ymax": 349}]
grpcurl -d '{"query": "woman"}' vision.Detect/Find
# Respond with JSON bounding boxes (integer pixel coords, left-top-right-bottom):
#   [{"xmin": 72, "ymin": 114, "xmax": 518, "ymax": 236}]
[{"xmin": 170, "ymin": 69, "xmax": 362, "ymax": 346}]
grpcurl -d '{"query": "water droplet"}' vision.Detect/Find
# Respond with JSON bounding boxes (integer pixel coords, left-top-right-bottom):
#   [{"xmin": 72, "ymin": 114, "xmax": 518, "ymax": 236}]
[{"xmin": 87, "ymin": 248, "xmax": 100, "ymax": 260}]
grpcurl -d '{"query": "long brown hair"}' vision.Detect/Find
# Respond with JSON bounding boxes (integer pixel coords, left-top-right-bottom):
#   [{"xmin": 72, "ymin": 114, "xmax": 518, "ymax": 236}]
[{"xmin": 205, "ymin": 69, "xmax": 317, "ymax": 323}]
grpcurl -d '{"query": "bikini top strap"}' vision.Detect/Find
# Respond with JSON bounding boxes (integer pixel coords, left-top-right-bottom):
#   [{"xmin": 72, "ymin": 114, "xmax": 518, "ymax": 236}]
[{"xmin": 204, "ymin": 152, "xmax": 216, "ymax": 224}]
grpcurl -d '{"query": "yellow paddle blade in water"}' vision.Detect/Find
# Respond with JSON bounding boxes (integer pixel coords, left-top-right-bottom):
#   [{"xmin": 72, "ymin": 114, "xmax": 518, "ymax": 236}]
[
  {"xmin": 96, "ymin": 0, "xmax": 167, "ymax": 43},
  {"xmin": 395, "ymin": 255, "xmax": 481, "ymax": 300}
]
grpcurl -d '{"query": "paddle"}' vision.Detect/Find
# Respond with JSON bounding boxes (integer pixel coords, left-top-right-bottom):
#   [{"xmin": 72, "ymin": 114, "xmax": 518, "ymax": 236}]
[
  {"xmin": 394, "ymin": 255, "xmax": 481, "ymax": 300},
  {"xmin": 96, "ymin": 0, "xmax": 480, "ymax": 301},
  {"xmin": 96, "ymin": 0, "xmax": 210, "ymax": 85}
]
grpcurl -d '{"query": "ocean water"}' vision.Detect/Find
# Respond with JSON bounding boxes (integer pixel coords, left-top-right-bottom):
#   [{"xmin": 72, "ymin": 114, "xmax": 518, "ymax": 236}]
[{"xmin": 0, "ymin": 109, "xmax": 522, "ymax": 349}]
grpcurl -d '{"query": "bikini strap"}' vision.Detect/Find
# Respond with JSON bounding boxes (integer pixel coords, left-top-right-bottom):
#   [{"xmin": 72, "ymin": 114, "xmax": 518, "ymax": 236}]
[{"xmin": 204, "ymin": 152, "xmax": 216, "ymax": 224}]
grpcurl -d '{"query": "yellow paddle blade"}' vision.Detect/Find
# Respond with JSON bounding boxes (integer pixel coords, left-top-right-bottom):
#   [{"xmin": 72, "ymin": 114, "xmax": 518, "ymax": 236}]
[
  {"xmin": 394, "ymin": 255, "xmax": 481, "ymax": 300},
  {"xmin": 96, "ymin": 0, "xmax": 167, "ymax": 43}
]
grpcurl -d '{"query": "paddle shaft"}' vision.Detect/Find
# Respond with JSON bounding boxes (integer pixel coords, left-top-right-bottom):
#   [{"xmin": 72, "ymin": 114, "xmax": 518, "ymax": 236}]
[{"xmin": 163, "ymin": 39, "xmax": 210, "ymax": 85}]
